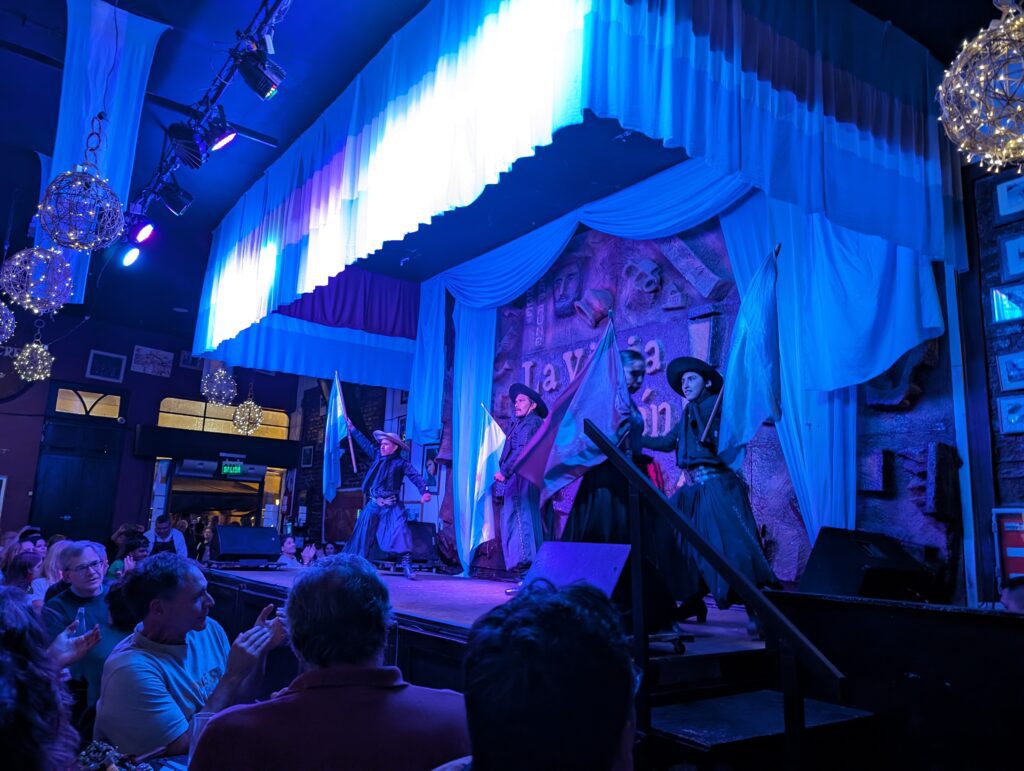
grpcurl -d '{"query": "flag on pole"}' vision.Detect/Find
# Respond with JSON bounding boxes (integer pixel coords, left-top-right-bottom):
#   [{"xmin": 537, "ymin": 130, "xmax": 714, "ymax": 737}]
[
  {"xmin": 718, "ymin": 245, "xmax": 782, "ymax": 470},
  {"xmin": 323, "ymin": 372, "xmax": 349, "ymax": 503},
  {"xmin": 513, "ymin": 319, "xmax": 631, "ymax": 506},
  {"xmin": 473, "ymin": 403, "xmax": 506, "ymax": 544}
]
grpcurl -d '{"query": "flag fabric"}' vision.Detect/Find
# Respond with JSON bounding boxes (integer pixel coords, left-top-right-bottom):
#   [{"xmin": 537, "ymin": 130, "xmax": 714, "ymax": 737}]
[
  {"xmin": 473, "ymin": 403, "xmax": 506, "ymax": 544},
  {"xmin": 718, "ymin": 246, "xmax": 782, "ymax": 470},
  {"xmin": 513, "ymin": 319, "xmax": 632, "ymax": 507},
  {"xmin": 322, "ymin": 372, "xmax": 349, "ymax": 503},
  {"xmin": 474, "ymin": 403, "xmax": 507, "ymax": 504}
]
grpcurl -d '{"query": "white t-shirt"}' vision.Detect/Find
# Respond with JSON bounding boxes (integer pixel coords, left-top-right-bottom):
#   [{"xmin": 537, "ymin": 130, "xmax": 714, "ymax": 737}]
[{"xmin": 94, "ymin": 618, "xmax": 230, "ymax": 760}]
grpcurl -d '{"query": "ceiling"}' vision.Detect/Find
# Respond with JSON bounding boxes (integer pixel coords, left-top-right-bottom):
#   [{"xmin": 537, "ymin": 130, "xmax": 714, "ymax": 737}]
[{"xmin": 0, "ymin": 0, "xmax": 1000, "ymax": 338}]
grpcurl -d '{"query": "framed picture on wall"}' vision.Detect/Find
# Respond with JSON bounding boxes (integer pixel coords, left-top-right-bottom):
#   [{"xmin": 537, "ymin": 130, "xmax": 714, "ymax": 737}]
[
  {"xmin": 300, "ymin": 445, "xmax": 314, "ymax": 468},
  {"xmin": 397, "ymin": 415, "xmax": 407, "ymax": 440},
  {"xmin": 991, "ymin": 283, "xmax": 1024, "ymax": 324},
  {"xmin": 997, "ymin": 395, "xmax": 1024, "ymax": 434},
  {"xmin": 995, "ymin": 175, "xmax": 1024, "ymax": 225},
  {"xmin": 993, "ymin": 508, "xmax": 1024, "ymax": 585},
  {"xmin": 998, "ymin": 352, "xmax": 1024, "ymax": 392},
  {"xmin": 1000, "ymin": 233, "xmax": 1024, "ymax": 282},
  {"xmin": 131, "ymin": 345, "xmax": 174, "ymax": 378},
  {"xmin": 86, "ymin": 350, "xmax": 127, "ymax": 383},
  {"xmin": 421, "ymin": 444, "xmax": 440, "ymax": 493},
  {"xmin": 179, "ymin": 351, "xmax": 203, "ymax": 370}
]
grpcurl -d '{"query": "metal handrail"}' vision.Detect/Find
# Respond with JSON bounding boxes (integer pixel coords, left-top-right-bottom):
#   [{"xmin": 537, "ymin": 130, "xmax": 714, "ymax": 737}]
[{"xmin": 583, "ymin": 419, "xmax": 845, "ymax": 697}]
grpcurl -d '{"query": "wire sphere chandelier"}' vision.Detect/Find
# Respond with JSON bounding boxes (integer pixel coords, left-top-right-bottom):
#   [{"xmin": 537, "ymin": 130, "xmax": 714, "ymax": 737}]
[
  {"xmin": 14, "ymin": 322, "xmax": 55, "ymax": 383},
  {"xmin": 201, "ymin": 368, "xmax": 238, "ymax": 406},
  {"xmin": 233, "ymin": 384, "xmax": 264, "ymax": 436},
  {"xmin": 38, "ymin": 113, "xmax": 124, "ymax": 251},
  {"xmin": 938, "ymin": 2, "xmax": 1024, "ymax": 172},
  {"xmin": 0, "ymin": 247, "xmax": 74, "ymax": 315}
]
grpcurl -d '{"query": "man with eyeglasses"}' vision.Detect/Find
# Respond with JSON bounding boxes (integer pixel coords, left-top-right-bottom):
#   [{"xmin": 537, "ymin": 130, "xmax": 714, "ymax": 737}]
[{"xmin": 43, "ymin": 540, "xmax": 132, "ymax": 717}]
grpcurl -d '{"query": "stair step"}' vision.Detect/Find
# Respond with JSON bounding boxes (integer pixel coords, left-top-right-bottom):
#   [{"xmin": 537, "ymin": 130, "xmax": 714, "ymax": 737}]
[{"xmin": 651, "ymin": 689, "xmax": 872, "ymax": 752}]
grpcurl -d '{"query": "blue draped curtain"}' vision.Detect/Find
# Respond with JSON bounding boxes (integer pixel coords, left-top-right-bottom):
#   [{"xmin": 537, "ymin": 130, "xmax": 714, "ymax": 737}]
[{"xmin": 40, "ymin": 0, "xmax": 167, "ymax": 302}]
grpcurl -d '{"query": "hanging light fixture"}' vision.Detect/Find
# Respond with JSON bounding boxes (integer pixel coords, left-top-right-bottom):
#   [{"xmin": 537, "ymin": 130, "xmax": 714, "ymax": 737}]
[
  {"xmin": 232, "ymin": 383, "xmax": 264, "ymax": 436},
  {"xmin": 14, "ymin": 322, "xmax": 54, "ymax": 382},
  {"xmin": 39, "ymin": 113, "xmax": 124, "ymax": 250},
  {"xmin": 201, "ymin": 367, "xmax": 238, "ymax": 405},
  {"xmin": 938, "ymin": 2, "xmax": 1024, "ymax": 172},
  {"xmin": 0, "ymin": 247, "xmax": 74, "ymax": 315},
  {"xmin": 0, "ymin": 302, "xmax": 14, "ymax": 344}
]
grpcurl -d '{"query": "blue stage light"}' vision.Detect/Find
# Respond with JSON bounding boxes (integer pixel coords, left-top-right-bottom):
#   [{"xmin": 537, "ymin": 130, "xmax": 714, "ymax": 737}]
[{"xmin": 121, "ymin": 247, "xmax": 141, "ymax": 267}]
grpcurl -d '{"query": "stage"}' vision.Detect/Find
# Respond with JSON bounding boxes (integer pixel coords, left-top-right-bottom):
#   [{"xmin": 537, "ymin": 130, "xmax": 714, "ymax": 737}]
[{"xmin": 204, "ymin": 566, "xmax": 765, "ymax": 696}]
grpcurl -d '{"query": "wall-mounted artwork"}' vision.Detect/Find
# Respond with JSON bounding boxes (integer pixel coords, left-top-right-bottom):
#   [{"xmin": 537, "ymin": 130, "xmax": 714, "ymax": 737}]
[
  {"xmin": 421, "ymin": 444, "xmax": 440, "ymax": 493},
  {"xmin": 1000, "ymin": 233, "xmax": 1024, "ymax": 283},
  {"xmin": 86, "ymin": 350, "xmax": 127, "ymax": 383},
  {"xmin": 300, "ymin": 445, "xmax": 314, "ymax": 468},
  {"xmin": 998, "ymin": 395, "xmax": 1024, "ymax": 434},
  {"xmin": 995, "ymin": 176, "xmax": 1024, "ymax": 225},
  {"xmin": 179, "ymin": 351, "xmax": 203, "ymax": 370},
  {"xmin": 991, "ymin": 284, "xmax": 1024, "ymax": 324},
  {"xmin": 131, "ymin": 345, "xmax": 174, "ymax": 378},
  {"xmin": 998, "ymin": 351, "xmax": 1024, "ymax": 392}
]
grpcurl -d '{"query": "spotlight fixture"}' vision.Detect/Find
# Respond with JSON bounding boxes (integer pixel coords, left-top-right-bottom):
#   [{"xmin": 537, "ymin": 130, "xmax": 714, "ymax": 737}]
[
  {"xmin": 236, "ymin": 39, "xmax": 285, "ymax": 100},
  {"xmin": 121, "ymin": 246, "xmax": 140, "ymax": 267},
  {"xmin": 126, "ymin": 219, "xmax": 155, "ymax": 244},
  {"xmin": 154, "ymin": 177, "xmax": 194, "ymax": 217},
  {"xmin": 205, "ymin": 106, "xmax": 237, "ymax": 151}
]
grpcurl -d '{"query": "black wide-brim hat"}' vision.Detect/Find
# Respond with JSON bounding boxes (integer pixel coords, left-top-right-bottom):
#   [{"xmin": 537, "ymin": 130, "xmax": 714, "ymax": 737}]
[
  {"xmin": 667, "ymin": 356, "xmax": 724, "ymax": 396},
  {"xmin": 373, "ymin": 430, "xmax": 410, "ymax": 452},
  {"xmin": 508, "ymin": 383, "xmax": 548, "ymax": 418}
]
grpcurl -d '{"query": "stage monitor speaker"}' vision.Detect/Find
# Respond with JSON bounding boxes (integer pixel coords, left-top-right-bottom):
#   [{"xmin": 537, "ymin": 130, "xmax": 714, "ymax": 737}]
[
  {"xmin": 524, "ymin": 542, "xmax": 631, "ymax": 598},
  {"xmin": 523, "ymin": 542, "xmax": 677, "ymax": 631},
  {"xmin": 409, "ymin": 521, "xmax": 440, "ymax": 566},
  {"xmin": 798, "ymin": 526, "xmax": 936, "ymax": 601},
  {"xmin": 212, "ymin": 526, "xmax": 281, "ymax": 564}
]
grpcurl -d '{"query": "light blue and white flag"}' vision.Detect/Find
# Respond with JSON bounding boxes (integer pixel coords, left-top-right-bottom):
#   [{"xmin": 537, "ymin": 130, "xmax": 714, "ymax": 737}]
[
  {"xmin": 323, "ymin": 372, "xmax": 349, "ymax": 503},
  {"xmin": 473, "ymin": 403, "xmax": 506, "ymax": 544}
]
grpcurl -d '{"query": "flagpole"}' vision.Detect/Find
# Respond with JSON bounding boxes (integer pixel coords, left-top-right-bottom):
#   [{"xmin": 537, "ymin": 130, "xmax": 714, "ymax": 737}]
[
  {"xmin": 699, "ymin": 389, "xmax": 724, "ymax": 447},
  {"xmin": 336, "ymin": 371, "xmax": 358, "ymax": 473}
]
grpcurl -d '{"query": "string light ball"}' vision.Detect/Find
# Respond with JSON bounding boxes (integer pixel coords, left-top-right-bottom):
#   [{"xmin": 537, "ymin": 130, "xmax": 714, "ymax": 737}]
[
  {"xmin": 0, "ymin": 303, "xmax": 14, "ymax": 344},
  {"xmin": 938, "ymin": 3, "xmax": 1024, "ymax": 172},
  {"xmin": 232, "ymin": 397, "xmax": 264, "ymax": 436},
  {"xmin": 14, "ymin": 340, "xmax": 54, "ymax": 382},
  {"xmin": 201, "ymin": 368, "xmax": 238, "ymax": 405},
  {"xmin": 0, "ymin": 247, "xmax": 74, "ymax": 314},
  {"xmin": 39, "ymin": 168, "xmax": 124, "ymax": 251}
]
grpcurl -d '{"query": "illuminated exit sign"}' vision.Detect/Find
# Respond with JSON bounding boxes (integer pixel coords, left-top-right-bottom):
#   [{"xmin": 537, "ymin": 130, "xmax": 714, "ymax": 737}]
[{"xmin": 220, "ymin": 460, "xmax": 244, "ymax": 476}]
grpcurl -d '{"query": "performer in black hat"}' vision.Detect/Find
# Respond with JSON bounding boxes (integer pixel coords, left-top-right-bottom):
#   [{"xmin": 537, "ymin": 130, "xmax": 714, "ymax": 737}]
[
  {"xmin": 494, "ymin": 384, "xmax": 547, "ymax": 578},
  {"xmin": 643, "ymin": 356, "xmax": 775, "ymax": 630},
  {"xmin": 343, "ymin": 420, "xmax": 430, "ymax": 579}
]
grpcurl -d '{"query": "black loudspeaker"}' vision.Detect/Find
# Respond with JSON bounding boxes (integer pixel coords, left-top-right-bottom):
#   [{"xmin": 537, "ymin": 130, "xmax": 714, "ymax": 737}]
[
  {"xmin": 212, "ymin": 526, "xmax": 281, "ymax": 566},
  {"xmin": 524, "ymin": 542, "xmax": 631, "ymax": 597},
  {"xmin": 409, "ymin": 521, "xmax": 440, "ymax": 566},
  {"xmin": 798, "ymin": 526, "xmax": 937, "ymax": 601},
  {"xmin": 523, "ymin": 542, "xmax": 676, "ymax": 631}
]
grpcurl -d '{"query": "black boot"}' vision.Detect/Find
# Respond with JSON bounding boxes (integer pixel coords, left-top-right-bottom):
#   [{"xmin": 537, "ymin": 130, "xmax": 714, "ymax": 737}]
[{"xmin": 400, "ymin": 554, "xmax": 416, "ymax": 580}]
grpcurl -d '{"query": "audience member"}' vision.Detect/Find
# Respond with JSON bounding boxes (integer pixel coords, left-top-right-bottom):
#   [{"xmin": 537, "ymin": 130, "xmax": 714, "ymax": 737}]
[
  {"xmin": 191, "ymin": 554, "xmax": 470, "ymax": 771},
  {"xmin": 37, "ymin": 538, "xmax": 70, "ymax": 600},
  {"xmin": 95, "ymin": 552, "xmax": 285, "ymax": 765},
  {"xmin": 43, "ymin": 541, "xmax": 130, "ymax": 712},
  {"xmin": 104, "ymin": 578, "xmax": 139, "ymax": 634},
  {"xmin": 3, "ymin": 551, "xmax": 45, "ymax": 606},
  {"xmin": 28, "ymin": 533, "xmax": 48, "ymax": 559},
  {"xmin": 451, "ymin": 581, "xmax": 636, "ymax": 771},
  {"xmin": 1000, "ymin": 575, "xmax": 1024, "ymax": 614},
  {"xmin": 0, "ymin": 586, "xmax": 99, "ymax": 771},
  {"xmin": 108, "ymin": 523, "xmax": 143, "ymax": 562},
  {"xmin": 0, "ymin": 530, "xmax": 17, "ymax": 550},
  {"xmin": 277, "ymin": 535, "xmax": 315, "ymax": 566},
  {"xmin": 144, "ymin": 514, "xmax": 187, "ymax": 557},
  {"xmin": 107, "ymin": 533, "xmax": 150, "ymax": 579},
  {"xmin": 323, "ymin": 541, "xmax": 338, "ymax": 556},
  {"xmin": 194, "ymin": 526, "xmax": 215, "ymax": 564},
  {"xmin": 47, "ymin": 533, "xmax": 67, "ymax": 547}
]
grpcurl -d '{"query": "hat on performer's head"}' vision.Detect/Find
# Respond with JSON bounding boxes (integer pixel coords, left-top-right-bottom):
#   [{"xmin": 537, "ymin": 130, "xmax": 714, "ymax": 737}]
[
  {"xmin": 666, "ymin": 356, "xmax": 723, "ymax": 396},
  {"xmin": 508, "ymin": 383, "xmax": 548, "ymax": 419},
  {"xmin": 372, "ymin": 430, "xmax": 409, "ymax": 452}
]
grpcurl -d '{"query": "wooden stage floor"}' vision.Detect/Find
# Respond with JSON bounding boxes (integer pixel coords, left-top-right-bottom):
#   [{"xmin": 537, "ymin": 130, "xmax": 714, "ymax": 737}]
[{"xmin": 211, "ymin": 567, "xmax": 762, "ymax": 656}]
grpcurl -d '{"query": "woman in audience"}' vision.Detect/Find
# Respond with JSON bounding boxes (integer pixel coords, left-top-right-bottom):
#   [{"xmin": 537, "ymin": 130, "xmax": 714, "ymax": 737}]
[
  {"xmin": 194, "ymin": 526, "xmax": 215, "ymax": 564},
  {"xmin": 3, "ymin": 552, "xmax": 45, "ymax": 606},
  {"xmin": 106, "ymin": 534, "xmax": 150, "ymax": 579},
  {"xmin": 38, "ymin": 539, "xmax": 70, "ymax": 600},
  {"xmin": 277, "ymin": 536, "xmax": 315, "ymax": 567},
  {"xmin": 0, "ymin": 586, "xmax": 93, "ymax": 770}
]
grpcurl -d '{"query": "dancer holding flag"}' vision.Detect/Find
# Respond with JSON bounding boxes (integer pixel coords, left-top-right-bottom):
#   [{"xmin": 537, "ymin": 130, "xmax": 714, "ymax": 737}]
[
  {"xmin": 493, "ymin": 384, "xmax": 547, "ymax": 579},
  {"xmin": 343, "ymin": 419, "xmax": 431, "ymax": 579}
]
